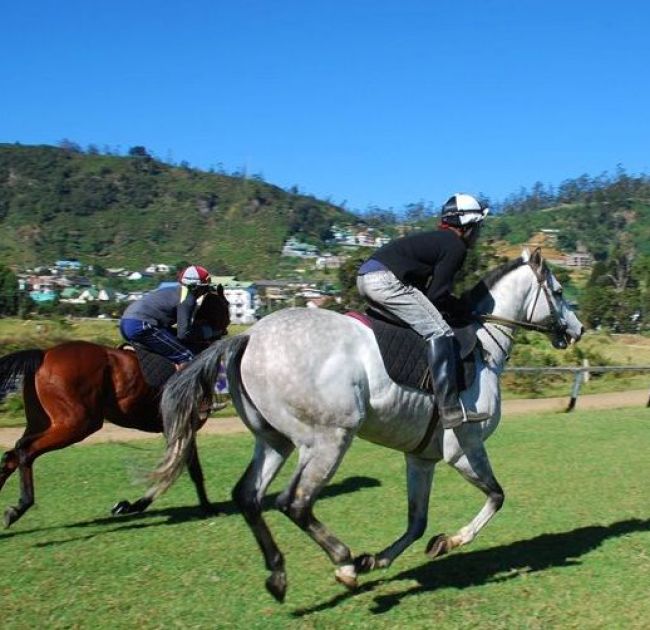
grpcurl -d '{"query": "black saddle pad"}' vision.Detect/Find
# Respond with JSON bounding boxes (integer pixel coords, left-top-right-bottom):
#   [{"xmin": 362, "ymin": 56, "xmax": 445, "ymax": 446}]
[
  {"xmin": 360, "ymin": 310, "xmax": 477, "ymax": 394},
  {"xmin": 131, "ymin": 344, "xmax": 177, "ymax": 389}
]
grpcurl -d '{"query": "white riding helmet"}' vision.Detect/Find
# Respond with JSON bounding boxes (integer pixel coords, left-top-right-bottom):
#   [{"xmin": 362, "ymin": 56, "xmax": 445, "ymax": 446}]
[{"xmin": 441, "ymin": 193, "xmax": 489, "ymax": 227}]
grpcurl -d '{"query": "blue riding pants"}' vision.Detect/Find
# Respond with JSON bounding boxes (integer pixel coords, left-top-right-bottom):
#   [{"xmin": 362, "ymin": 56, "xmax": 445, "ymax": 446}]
[{"xmin": 120, "ymin": 318, "xmax": 194, "ymax": 364}]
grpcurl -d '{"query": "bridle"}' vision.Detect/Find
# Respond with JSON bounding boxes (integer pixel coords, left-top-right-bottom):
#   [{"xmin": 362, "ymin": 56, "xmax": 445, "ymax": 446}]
[{"xmin": 477, "ymin": 261, "xmax": 569, "ymax": 354}]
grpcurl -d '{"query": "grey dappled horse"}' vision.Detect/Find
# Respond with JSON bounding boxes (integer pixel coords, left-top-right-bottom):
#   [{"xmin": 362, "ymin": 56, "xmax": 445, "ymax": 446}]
[{"xmin": 146, "ymin": 248, "xmax": 584, "ymax": 601}]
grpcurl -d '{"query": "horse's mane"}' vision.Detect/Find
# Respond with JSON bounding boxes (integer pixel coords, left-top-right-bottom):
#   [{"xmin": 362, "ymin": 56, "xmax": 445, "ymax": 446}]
[{"xmin": 463, "ymin": 257, "xmax": 526, "ymax": 306}]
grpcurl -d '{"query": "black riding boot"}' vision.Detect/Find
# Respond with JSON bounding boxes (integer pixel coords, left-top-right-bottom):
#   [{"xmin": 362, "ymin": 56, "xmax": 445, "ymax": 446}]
[{"xmin": 427, "ymin": 335, "xmax": 466, "ymax": 429}]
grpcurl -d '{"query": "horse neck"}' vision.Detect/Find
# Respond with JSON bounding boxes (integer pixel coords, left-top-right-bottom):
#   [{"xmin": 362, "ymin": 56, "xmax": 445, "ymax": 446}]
[{"xmin": 474, "ymin": 265, "xmax": 536, "ymax": 370}]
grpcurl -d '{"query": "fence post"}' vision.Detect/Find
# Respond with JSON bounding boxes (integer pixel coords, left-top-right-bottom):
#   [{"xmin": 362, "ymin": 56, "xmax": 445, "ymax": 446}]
[
  {"xmin": 582, "ymin": 358, "xmax": 590, "ymax": 383},
  {"xmin": 566, "ymin": 370, "xmax": 583, "ymax": 412}
]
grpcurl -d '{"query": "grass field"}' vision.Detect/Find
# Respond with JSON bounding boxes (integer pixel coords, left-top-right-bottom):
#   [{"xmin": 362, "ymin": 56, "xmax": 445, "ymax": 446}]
[{"xmin": 1, "ymin": 408, "xmax": 649, "ymax": 628}]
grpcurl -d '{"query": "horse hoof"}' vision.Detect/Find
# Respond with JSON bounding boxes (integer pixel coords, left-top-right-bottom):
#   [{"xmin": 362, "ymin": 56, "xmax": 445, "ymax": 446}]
[
  {"xmin": 354, "ymin": 553, "xmax": 376, "ymax": 573},
  {"xmin": 334, "ymin": 565, "xmax": 359, "ymax": 590},
  {"xmin": 425, "ymin": 533, "xmax": 449, "ymax": 559},
  {"xmin": 111, "ymin": 500, "xmax": 132, "ymax": 516},
  {"xmin": 265, "ymin": 570, "xmax": 287, "ymax": 603},
  {"xmin": 3, "ymin": 507, "xmax": 19, "ymax": 528}
]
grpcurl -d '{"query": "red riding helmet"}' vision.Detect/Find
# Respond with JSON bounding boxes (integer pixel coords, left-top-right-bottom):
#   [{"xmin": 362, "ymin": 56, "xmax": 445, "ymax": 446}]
[{"xmin": 179, "ymin": 265, "xmax": 211, "ymax": 287}]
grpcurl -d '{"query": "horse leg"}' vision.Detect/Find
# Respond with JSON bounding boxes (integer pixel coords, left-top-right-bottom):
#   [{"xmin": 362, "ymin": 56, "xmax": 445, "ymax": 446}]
[
  {"xmin": 426, "ymin": 433, "xmax": 504, "ymax": 558},
  {"xmin": 0, "ymin": 448, "xmax": 19, "ymax": 492},
  {"xmin": 275, "ymin": 429, "xmax": 358, "ymax": 589},
  {"xmin": 112, "ymin": 437, "xmax": 212, "ymax": 516},
  {"xmin": 3, "ymin": 433, "xmax": 55, "ymax": 527},
  {"xmin": 345, "ymin": 454, "xmax": 436, "ymax": 580},
  {"xmin": 232, "ymin": 433, "xmax": 294, "ymax": 602},
  {"xmin": 1, "ymin": 380, "xmax": 46, "ymax": 519},
  {"xmin": 184, "ymin": 437, "xmax": 213, "ymax": 513},
  {"xmin": 0, "ymin": 447, "xmax": 24, "ymax": 525},
  {"xmin": 3, "ymin": 422, "xmax": 99, "ymax": 527}
]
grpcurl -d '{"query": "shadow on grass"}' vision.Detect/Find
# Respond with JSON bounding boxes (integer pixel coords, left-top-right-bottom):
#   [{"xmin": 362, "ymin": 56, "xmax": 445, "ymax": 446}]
[
  {"xmin": 293, "ymin": 518, "xmax": 650, "ymax": 617},
  {"xmin": 0, "ymin": 475, "xmax": 380, "ymax": 545}
]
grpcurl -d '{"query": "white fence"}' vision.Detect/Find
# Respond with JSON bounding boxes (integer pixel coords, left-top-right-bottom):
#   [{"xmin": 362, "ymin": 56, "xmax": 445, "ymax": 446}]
[{"xmin": 504, "ymin": 365, "xmax": 650, "ymax": 411}]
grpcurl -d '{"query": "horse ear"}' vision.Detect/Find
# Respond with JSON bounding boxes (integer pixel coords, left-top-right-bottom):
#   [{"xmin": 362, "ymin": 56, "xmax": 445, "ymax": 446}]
[
  {"xmin": 216, "ymin": 283, "xmax": 225, "ymax": 297},
  {"xmin": 530, "ymin": 247, "xmax": 544, "ymax": 269},
  {"xmin": 521, "ymin": 247, "xmax": 531, "ymax": 262}
]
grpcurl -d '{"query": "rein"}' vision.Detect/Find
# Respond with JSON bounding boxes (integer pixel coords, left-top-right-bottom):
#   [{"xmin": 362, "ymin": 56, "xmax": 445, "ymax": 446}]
[
  {"xmin": 475, "ymin": 261, "xmax": 567, "ymax": 352},
  {"xmin": 478, "ymin": 313, "xmax": 555, "ymax": 334}
]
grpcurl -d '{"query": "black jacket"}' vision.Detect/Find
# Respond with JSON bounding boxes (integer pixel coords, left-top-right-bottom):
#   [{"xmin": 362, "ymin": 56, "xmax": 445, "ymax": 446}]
[{"xmin": 370, "ymin": 228, "xmax": 469, "ymax": 317}]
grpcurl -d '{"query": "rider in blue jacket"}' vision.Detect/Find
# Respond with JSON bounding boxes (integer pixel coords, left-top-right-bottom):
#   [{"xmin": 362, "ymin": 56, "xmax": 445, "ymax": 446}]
[{"xmin": 120, "ymin": 265, "xmax": 213, "ymax": 369}]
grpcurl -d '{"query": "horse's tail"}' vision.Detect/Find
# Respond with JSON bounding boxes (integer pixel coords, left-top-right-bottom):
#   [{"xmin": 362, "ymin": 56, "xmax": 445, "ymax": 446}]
[
  {"xmin": 146, "ymin": 334, "xmax": 250, "ymax": 500},
  {"xmin": 0, "ymin": 349, "xmax": 44, "ymax": 400}
]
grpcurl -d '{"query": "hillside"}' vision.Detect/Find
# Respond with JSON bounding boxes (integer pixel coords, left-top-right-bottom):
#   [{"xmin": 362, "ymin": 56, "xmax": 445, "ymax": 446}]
[
  {"xmin": 0, "ymin": 144, "xmax": 357, "ymax": 278},
  {"xmin": 485, "ymin": 197, "xmax": 650, "ymax": 260}
]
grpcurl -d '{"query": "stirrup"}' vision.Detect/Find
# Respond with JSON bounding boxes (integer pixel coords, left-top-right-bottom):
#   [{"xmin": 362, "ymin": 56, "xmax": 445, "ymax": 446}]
[
  {"xmin": 439, "ymin": 405, "xmax": 464, "ymax": 429},
  {"xmin": 460, "ymin": 400, "xmax": 490, "ymax": 423}
]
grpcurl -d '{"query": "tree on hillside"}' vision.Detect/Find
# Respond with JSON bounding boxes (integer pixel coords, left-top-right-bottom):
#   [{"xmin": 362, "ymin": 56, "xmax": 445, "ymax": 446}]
[
  {"xmin": 0, "ymin": 265, "xmax": 20, "ymax": 316},
  {"xmin": 605, "ymin": 234, "xmax": 636, "ymax": 292},
  {"xmin": 334, "ymin": 256, "xmax": 366, "ymax": 312},
  {"xmin": 128, "ymin": 146, "xmax": 152, "ymax": 158}
]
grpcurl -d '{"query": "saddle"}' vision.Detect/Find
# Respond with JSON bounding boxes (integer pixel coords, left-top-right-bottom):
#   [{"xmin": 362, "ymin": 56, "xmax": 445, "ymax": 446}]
[
  {"xmin": 347, "ymin": 309, "xmax": 479, "ymax": 395},
  {"xmin": 120, "ymin": 343, "xmax": 176, "ymax": 389}
]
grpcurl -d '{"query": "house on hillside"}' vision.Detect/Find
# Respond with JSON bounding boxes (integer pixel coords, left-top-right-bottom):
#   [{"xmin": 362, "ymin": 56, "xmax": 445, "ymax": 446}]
[
  {"xmin": 282, "ymin": 237, "xmax": 319, "ymax": 258},
  {"xmin": 253, "ymin": 280, "xmax": 292, "ymax": 311},
  {"xmin": 145, "ymin": 263, "xmax": 173, "ymax": 274},
  {"xmin": 29, "ymin": 289, "xmax": 57, "ymax": 302},
  {"xmin": 69, "ymin": 276, "xmax": 93, "ymax": 288},
  {"xmin": 98, "ymin": 288, "xmax": 117, "ymax": 301},
  {"xmin": 564, "ymin": 251, "xmax": 593, "ymax": 268},
  {"xmin": 27, "ymin": 275, "xmax": 56, "ymax": 291},
  {"xmin": 59, "ymin": 287, "xmax": 82, "ymax": 302},
  {"xmin": 78, "ymin": 288, "xmax": 100, "ymax": 302},
  {"xmin": 315, "ymin": 253, "xmax": 346, "ymax": 269},
  {"xmin": 55, "ymin": 259, "xmax": 82, "ymax": 271}
]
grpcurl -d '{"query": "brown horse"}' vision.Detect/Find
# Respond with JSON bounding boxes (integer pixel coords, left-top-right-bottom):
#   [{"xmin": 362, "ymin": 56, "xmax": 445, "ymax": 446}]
[{"xmin": 0, "ymin": 287, "xmax": 230, "ymax": 528}]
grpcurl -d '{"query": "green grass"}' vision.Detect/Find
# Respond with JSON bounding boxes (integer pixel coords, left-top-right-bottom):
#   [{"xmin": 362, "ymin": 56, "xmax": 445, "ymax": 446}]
[
  {"xmin": 0, "ymin": 317, "xmax": 123, "ymax": 353},
  {"xmin": 1, "ymin": 408, "xmax": 649, "ymax": 628}
]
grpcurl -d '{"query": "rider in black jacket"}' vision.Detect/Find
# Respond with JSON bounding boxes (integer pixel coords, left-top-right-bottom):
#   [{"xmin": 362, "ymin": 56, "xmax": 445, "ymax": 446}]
[{"xmin": 357, "ymin": 193, "xmax": 488, "ymax": 428}]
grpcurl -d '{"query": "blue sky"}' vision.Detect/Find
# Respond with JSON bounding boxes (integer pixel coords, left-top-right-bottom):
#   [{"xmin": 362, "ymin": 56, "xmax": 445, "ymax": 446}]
[{"xmin": 2, "ymin": 1, "xmax": 649, "ymax": 213}]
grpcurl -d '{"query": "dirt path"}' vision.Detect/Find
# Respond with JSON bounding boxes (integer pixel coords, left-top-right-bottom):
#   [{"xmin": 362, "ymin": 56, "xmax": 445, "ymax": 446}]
[{"xmin": 0, "ymin": 389, "xmax": 648, "ymax": 448}]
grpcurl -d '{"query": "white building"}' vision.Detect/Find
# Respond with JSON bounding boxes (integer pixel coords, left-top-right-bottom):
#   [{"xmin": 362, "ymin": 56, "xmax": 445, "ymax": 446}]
[
  {"xmin": 315, "ymin": 253, "xmax": 345, "ymax": 269},
  {"xmin": 212, "ymin": 276, "xmax": 261, "ymax": 325},
  {"xmin": 223, "ymin": 287, "xmax": 259, "ymax": 324},
  {"xmin": 145, "ymin": 263, "xmax": 173, "ymax": 274}
]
